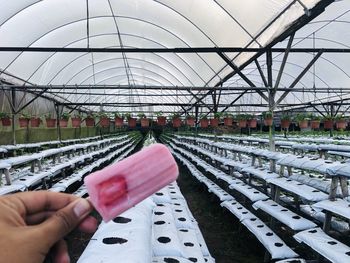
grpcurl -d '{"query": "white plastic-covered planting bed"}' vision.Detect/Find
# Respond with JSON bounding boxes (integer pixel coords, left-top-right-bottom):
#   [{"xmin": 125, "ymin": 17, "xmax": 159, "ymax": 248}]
[
  {"xmin": 165, "ymin": 133, "xmax": 350, "ymax": 262},
  {"xmin": 78, "ymin": 182, "xmax": 213, "ymax": 263}
]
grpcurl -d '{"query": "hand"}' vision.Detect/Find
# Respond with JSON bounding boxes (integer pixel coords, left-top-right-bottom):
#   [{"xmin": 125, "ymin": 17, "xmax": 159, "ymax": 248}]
[{"xmin": 0, "ymin": 191, "xmax": 97, "ymax": 263}]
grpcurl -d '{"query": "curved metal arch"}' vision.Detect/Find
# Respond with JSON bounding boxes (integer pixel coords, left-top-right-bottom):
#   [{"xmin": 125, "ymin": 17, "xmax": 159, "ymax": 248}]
[
  {"xmin": 212, "ymin": 0, "xmax": 261, "ymax": 46},
  {"xmin": 98, "ymin": 76, "xmax": 192, "ymax": 106},
  {"xmin": 78, "ymin": 66, "xmax": 175, "ymax": 86},
  {"xmin": 91, "ymin": 75, "xmax": 189, "ymax": 105},
  {"xmin": 306, "ymin": 19, "xmax": 350, "ymax": 26},
  {"xmin": 74, "ymin": 73, "xmax": 166, "ymax": 104},
  {"xmin": 152, "ymin": 1, "xmax": 217, "ymax": 47},
  {"xmin": 0, "ymin": 1, "xmax": 42, "ymax": 27},
  {"xmin": 44, "ymin": 33, "xmax": 195, "ymax": 86},
  {"xmin": 64, "ymin": 56, "xmax": 186, "ymax": 87},
  {"xmin": 3, "ymin": 15, "xmax": 213, "ymax": 84},
  {"xmin": 292, "ymin": 36, "xmax": 350, "ymax": 49},
  {"xmin": 35, "ymin": 34, "xmax": 199, "ymax": 87}
]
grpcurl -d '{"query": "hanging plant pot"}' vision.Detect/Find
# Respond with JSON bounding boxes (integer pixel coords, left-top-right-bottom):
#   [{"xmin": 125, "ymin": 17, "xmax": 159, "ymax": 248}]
[
  {"xmin": 157, "ymin": 116, "xmax": 166, "ymax": 126},
  {"xmin": 248, "ymin": 119, "xmax": 257, "ymax": 128},
  {"xmin": 298, "ymin": 120, "xmax": 309, "ymax": 129},
  {"xmin": 336, "ymin": 120, "xmax": 347, "ymax": 130},
  {"xmin": 19, "ymin": 118, "xmax": 29, "ymax": 128},
  {"xmin": 210, "ymin": 118, "xmax": 219, "ymax": 127},
  {"xmin": 114, "ymin": 117, "xmax": 123, "ymax": 127},
  {"xmin": 200, "ymin": 119, "xmax": 208, "ymax": 128},
  {"xmin": 186, "ymin": 118, "xmax": 195, "ymax": 127},
  {"xmin": 30, "ymin": 117, "xmax": 40, "ymax": 127},
  {"xmin": 59, "ymin": 119, "xmax": 68, "ymax": 128},
  {"xmin": 46, "ymin": 118, "xmax": 56, "ymax": 128},
  {"xmin": 141, "ymin": 118, "xmax": 150, "ymax": 127},
  {"xmin": 100, "ymin": 117, "xmax": 109, "ymax": 127},
  {"xmin": 281, "ymin": 120, "xmax": 290, "ymax": 129},
  {"xmin": 238, "ymin": 120, "xmax": 247, "ymax": 128},
  {"xmin": 224, "ymin": 117, "xmax": 233, "ymax": 126},
  {"xmin": 128, "ymin": 118, "xmax": 136, "ymax": 128},
  {"xmin": 323, "ymin": 120, "xmax": 333, "ymax": 130},
  {"xmin": 263, "ymin": 117, "xmax": 273, "ymax": 126},
  {"xmin": 310, "ymin": 120, "xmax": 320, "ymax": 129},
  {"xmin": 172, "ymin": 118, "xmax": 181, "ymax": 128},
  {"xmin": 1, "ymin": 117, "xmax": 11, "ymax": 126},
  {"xmin": 85, "ymin": 117, "xmax": 95, "ymax": 127},
  {"xmin": 71, "ymin": 117, "xmax": 81, "ymax": 128}
]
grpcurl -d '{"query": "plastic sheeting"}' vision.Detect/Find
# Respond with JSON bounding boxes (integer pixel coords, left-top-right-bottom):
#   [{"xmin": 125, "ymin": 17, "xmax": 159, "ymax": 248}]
[
  {"xmin": 267, "ymin": 177, "xmax": 328, "ymax": 202},
  {"xmin": 241, "ymin": 217, "xmax": 299, "ymax": 260},
  {"xmin": 253, "ymin": 199, "xmax": 317, "ymax": 231},
  {"xmin": 294, "ymin": 228, "xmax": 350, "ymax": 263},
  {"xmin": 1, "ymin": 0, "xmax": 342, "ymax": 113},
  {"xmin": 312, "ymin": 199, "xmax": 350, "ymax": 220}
]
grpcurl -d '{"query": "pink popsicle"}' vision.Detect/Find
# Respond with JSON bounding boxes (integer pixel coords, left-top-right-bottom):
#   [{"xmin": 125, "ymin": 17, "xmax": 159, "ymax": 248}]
[{"xmin": 84, "ymin": 143, "xmax": 179, "ymax": 221}]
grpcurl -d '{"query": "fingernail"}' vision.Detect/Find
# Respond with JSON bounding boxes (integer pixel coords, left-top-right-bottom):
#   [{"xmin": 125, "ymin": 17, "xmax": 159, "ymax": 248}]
[{"xmin": 73, "ymin": 199, "xmax": 91, "ymax": 218}]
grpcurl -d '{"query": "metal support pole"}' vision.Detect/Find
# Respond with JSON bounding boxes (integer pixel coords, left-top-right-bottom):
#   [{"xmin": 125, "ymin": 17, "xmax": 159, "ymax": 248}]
[
  {"xmin": 55, "ymin": 103, "xmax": 62, "ymax": 141},
  {"xmin": 11, "ymin": 89, "xmax": 16, "ymax": 145},
  {"xmin": 195, "ymin": 105, "xmax": 199, "ymax": 135},
  {"xmin": 266, "ymin": 50, "xmax": 275, "ymax": 151},
  {"xmin": 330, "ymin": 104, "xmax": 334, "ymax": 137}
]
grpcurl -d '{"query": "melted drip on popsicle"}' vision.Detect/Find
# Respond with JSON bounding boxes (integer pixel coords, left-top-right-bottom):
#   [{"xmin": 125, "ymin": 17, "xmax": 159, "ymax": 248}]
[{"xmin": 98, "ymin": 176, "xmax": 127, "ymax": 207}]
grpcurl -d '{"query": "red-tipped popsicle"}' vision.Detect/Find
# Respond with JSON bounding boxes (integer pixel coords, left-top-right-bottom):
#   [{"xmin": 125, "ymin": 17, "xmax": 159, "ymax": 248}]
[{"xmin": 84, "ymin": 143, "xmax": 178, "ymax": 221}]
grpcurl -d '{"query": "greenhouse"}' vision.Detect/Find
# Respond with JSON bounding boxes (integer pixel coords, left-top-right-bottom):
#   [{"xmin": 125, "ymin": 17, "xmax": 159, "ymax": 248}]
[{"xmin": 0, "ymin": 0, "xmax": 350, "ymax": 262}]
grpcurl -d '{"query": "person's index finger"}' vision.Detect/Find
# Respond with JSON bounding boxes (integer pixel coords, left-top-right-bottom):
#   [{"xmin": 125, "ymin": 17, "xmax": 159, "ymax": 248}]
[{"xmin": 12, "ymin": 191, "xmax": 78, "ymax": 216}]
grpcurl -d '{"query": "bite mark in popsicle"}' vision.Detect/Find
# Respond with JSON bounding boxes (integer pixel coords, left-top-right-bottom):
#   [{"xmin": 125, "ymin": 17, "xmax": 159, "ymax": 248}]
[
  {"xmin": 98, "ymin": 176, "xmax": 127, "ymax": 207},
  {"xmin": 84, "ymin": 143, "xmax": 178, "ymax": 221}
]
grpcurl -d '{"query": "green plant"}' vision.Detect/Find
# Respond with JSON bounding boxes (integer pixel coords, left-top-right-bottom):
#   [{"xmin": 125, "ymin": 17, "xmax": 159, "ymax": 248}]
[
  {"xmin": 213, "ymin": 112, "xmax": 223, "ymax": 119},
  {"xmin": 114, "ymin": 112, "xmax": 122, "ymax": 118},
  {"xmin": 86, "ymin": 112, "xmax": 97, "ymax": 119},
  {"xmin": 236, "ymin": 114, "xmax": 248, "ymax": 121},
  {"xmin": 322, "ymin": 114, "xmax": 334, "ymax": 121},
  {"xmin": 99, "ymin": 112, "xmax": 109, "ymax": 118},
  {"xmin": 281, "ymin": 114, "xmax": 291, "ymax": 121},
  {"xmin": 223, "ymin": 112, "xmax": 233, "ymax": 118},
  {"xmin": 155, "ymin": 111, "xmax": 164, "ymax": 117},
  {"xmin": 246, "ymin": 114, "xmax": 255, "ymax": 120},
  {"xmin": 123, "ymin": 113, "xmax": 133, "ymax": 120},
  {"xmin": 138, "ymin": 113, "xmax": 146, "ymax": 118},
  {"xmin": 171, "ymin": 113, "xmax": 181, "ymax": 119},
  {"xmin": 0, "ymin": 112, "xmax": 10, "ymax": 119},
  {"xmin": 262, "ymin": 111, "xmax": 273, "ymax": 119},
  {"xmin": 44, "ymin": 113, "xmax": 53, "ymax": 119},
  {"xmin": 73, "ymin": 113, "xmax": 81, "ymax": 118},
  {"xmin": 335, "ymin": 114, "xmax": 347, "ymax": 121},
  {"xmin": 60, "ymin": 112, "xmax": 70, "ymax": 120},
  {"xmin": 20, "ymin": 113, "xmax": 31, "ymax": 120},
  {"xmin": 200, "ymin": 114, "xmax": 207, "ymax": 120},
  {"xmin": 307, "ymin": 113, "xmax": 321, "ymax": 121},
  {"xmin": 294, "ymin": 113, "xmax": 310, "ymax": 122},
  {"xmin": 186, "ymin": 114, "xmax": 195, "ymax": 119}
]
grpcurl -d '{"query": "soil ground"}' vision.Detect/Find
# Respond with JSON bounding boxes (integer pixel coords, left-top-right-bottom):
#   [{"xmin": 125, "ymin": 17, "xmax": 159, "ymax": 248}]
[{"xmin": 176, "ymin": 162, "xmax": 265, "ymax": 263}]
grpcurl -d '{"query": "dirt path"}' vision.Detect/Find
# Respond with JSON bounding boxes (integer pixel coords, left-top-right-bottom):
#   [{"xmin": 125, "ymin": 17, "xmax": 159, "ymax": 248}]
[{"xmin": 176, "ymin": 162, "xmax": 264, "ymax": 263}]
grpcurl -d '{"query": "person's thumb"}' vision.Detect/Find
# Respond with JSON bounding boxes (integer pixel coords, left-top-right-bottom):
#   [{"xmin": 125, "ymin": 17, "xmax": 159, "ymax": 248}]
[{"xmin": 39, "ymin": 198, "xmax": 93, "ymax": 247}]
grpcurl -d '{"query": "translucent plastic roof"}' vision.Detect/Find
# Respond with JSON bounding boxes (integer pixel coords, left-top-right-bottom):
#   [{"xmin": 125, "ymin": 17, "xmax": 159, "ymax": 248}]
[{"xmin": 0, "ymin": 0, "xmax": 347, "ymax": 114}]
